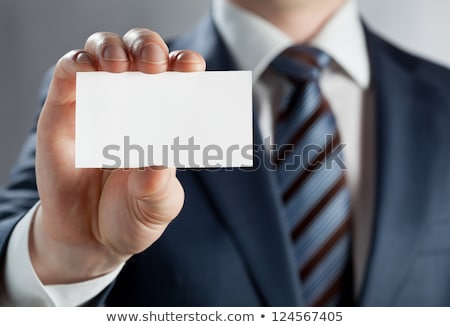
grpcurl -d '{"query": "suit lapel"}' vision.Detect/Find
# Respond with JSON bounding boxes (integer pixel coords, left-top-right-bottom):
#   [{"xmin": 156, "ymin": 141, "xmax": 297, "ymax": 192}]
[
  {"xmin": 171, "ymin": 15, "xmax": 302, "ymax": 306},
  {"xmin": 359, "ymin": 30, "xmax": 447, "ymax": 305}
]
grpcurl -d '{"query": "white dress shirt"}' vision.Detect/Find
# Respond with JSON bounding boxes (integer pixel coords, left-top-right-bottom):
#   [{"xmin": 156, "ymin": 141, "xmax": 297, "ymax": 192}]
[{"xmin": 2, "ymin": 0, "xmax": 375, "ymax": 306}]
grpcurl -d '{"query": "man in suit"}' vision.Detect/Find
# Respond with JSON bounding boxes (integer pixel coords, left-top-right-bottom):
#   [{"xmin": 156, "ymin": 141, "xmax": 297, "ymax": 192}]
[{"xmin": 1, "ymin": 0, "xmax": 450, "ymax": 306}]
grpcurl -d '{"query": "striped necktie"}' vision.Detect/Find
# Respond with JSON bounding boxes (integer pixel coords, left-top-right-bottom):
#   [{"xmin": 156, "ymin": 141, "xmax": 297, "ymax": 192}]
[{"xmin": 271, "ymin": 46, "xmax": 353, "ymax": 306}]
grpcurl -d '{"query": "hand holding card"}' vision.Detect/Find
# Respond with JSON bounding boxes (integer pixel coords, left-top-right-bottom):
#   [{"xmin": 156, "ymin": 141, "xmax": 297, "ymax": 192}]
[{"xmin": 31, "ymin": 29, "xmax": 211, "ymax": 285}]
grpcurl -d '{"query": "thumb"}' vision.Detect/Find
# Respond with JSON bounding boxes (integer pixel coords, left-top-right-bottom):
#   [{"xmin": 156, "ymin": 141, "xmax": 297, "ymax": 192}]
[{"xmin": 128, "ymin": 167, "xmax": 185, "ymax": 226}]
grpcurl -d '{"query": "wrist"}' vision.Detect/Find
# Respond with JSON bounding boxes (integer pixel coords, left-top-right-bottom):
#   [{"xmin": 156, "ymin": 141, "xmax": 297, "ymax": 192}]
[{"xmin": 29, "ymin": 204, "xmax": 129, "ymax": 285}]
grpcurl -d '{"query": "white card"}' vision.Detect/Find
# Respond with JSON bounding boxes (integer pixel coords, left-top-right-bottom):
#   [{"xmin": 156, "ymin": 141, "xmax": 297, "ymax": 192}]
[{"xmin": 75, "ymin": 71, "xmax": 253, "ymax": 168}]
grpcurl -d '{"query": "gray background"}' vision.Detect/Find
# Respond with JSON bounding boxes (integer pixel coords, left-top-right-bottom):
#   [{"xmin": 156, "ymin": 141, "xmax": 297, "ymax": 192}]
[{"xmin": 0, "ymin": 0, "xmax": 449, "ymax": 184}]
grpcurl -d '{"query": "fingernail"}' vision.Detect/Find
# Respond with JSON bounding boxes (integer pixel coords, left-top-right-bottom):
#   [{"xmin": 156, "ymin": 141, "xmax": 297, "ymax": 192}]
[
  {"xmin": 73, "ymin": 51, "xmax": 94, "ymax": 64},
  {"xmin": 140, "ymin": 44, "xmax": 167, "ymax": 65},
  {"xmin": 175, "ymin": 51, "xmax": 200, "ymax": 64},
  {"xmin": 103, "ymin": 44, "xmax": 128, "ymax": 62}
]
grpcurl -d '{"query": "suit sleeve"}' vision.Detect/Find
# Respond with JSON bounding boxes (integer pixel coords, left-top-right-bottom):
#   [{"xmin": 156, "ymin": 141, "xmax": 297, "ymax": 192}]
[{"xmin": 0, "ymin": 66, "xmax": 49, "ymax": 259}]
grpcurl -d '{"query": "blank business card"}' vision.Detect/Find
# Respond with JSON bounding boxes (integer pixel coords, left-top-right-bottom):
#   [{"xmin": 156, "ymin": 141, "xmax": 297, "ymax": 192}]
[{"xmin": 75, "ymin": 71, "xmax": 253, "ymax": 168}]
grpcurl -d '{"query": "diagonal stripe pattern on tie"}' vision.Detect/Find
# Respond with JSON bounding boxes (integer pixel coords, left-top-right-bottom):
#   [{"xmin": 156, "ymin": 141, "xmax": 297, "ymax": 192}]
[{"xmin": 271, "ymin": 46, "xmax": 352, "ymax": 306}]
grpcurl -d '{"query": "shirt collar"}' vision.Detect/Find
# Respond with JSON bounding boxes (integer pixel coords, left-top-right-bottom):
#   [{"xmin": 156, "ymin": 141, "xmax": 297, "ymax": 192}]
[{"xmin": 212, "ymin": 0, "xmax": 370, "ymax": 89}]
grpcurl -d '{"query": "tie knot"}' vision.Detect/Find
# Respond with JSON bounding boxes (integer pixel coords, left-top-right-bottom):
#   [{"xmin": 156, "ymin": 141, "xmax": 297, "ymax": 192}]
[{"xmin": 271, "ymin": 45, "xmax": 331, "ymax": 81}]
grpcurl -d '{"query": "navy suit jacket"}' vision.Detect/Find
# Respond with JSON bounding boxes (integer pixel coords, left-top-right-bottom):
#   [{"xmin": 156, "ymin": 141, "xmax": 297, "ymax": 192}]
[{"xmin": 1, "ymin": 15, "xmax": 450, "ymax": 306}]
